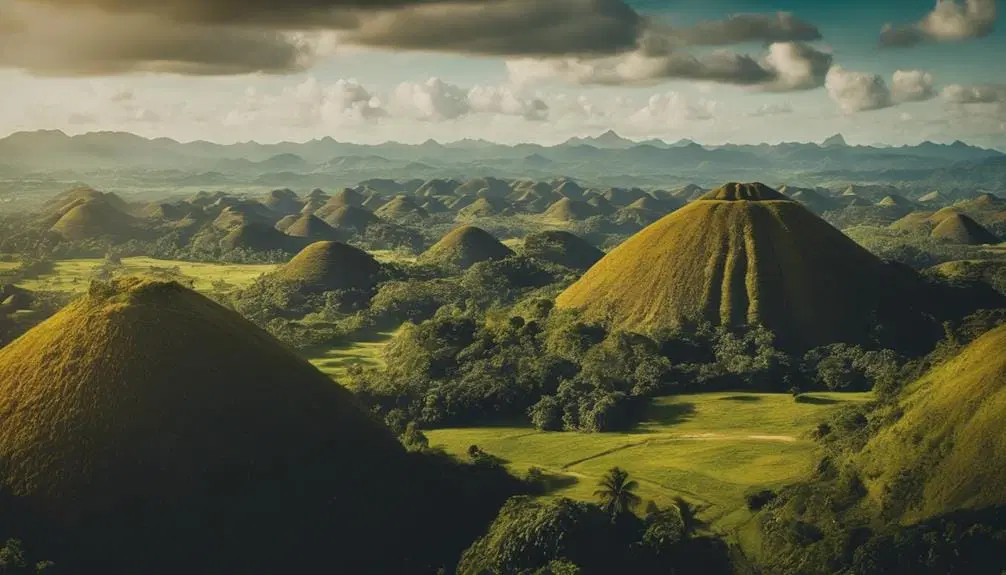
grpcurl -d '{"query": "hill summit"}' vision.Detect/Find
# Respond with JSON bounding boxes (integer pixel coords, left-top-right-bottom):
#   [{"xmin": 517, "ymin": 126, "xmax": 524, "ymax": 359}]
[
  {"xmin": 556, "ymin": 182, "xmax": 912, "ymax": 349},
  {"xmin": 419, "ymin": 226, "xmax": 513, "ymax": 270},
  {"xmin": 0, "ymin": 278, "xmax": 408, "ymax": 573}
]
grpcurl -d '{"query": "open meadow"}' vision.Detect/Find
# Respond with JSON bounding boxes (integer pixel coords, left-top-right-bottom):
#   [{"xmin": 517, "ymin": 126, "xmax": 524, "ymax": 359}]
[
  {"xmin": 305, "ymin": 328, "xmax": 401, "ymax": 382},
  {"xmin": 427, "ymin": 391, "xmax": 872, "ymax": 533},
  {"xmin": 15, "ymin": 257, "xmax": 278, "ymax": 294}
]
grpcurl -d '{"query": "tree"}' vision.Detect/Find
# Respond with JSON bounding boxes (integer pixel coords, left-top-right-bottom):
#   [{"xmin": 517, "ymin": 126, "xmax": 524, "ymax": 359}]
[{"xmin": 593, "ymin": 467, "xmax": 641, "ymax": 520}]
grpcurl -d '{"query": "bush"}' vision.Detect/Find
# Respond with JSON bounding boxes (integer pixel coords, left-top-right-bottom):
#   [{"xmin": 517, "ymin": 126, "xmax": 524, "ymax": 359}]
[{"xmin": 744, "ymin": 489, "xmax": 778, "ymax": 511}]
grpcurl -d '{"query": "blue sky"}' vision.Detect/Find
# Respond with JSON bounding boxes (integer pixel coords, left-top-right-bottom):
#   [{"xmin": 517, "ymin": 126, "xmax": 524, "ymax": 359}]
[{"xmin": 1, "ymin": 0, "xmax": 1003, "ymax": 147}]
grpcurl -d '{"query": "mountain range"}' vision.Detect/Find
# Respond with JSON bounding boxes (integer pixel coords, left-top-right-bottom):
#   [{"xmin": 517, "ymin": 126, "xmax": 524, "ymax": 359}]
[{"xmin": 0, "ymin": 130, "xmax": 1003, "ymax": 197}]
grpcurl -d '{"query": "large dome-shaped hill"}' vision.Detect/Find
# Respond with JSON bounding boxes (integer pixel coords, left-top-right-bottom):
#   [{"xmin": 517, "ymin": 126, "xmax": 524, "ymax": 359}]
[
  {"xmin": 543, "ymin": 197, "xmax": 597, "ymax": 222},
  {"xmin": 0, "ymin": 278, "xmax": 410, "ymax": 573},
  {"xmin": 321, "ymin": 205, "xmax": 380, "ymax": 233},
  {"xmin": 274, "ymin": 241, "xmax": 381, "ymax": 292},
  {"xmin": 419, "ymin": 226, "xmax": 513, "ymax": 270},
  {"xmin": 557, "ymin": 182, "xmax": 914, "ymax": 349}
]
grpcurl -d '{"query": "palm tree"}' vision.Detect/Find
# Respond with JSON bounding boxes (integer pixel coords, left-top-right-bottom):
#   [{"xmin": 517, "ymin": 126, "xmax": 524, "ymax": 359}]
[{"xmin": 594, "ymin": 467, "xmax": 641, "ymax": 520}]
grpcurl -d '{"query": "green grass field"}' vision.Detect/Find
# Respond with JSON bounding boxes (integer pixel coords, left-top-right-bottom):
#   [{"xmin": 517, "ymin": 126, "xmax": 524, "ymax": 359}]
[
  {"xmin": 305, "ymin": 328, "xmax": 401, "ymax": 383},
  {"xmin": 427, "ymin": 391, "xmax": 872, "ymax": 533},
  {"xmin": 16, "ymin": 257, "xmax": 278, "ymax": 294}
]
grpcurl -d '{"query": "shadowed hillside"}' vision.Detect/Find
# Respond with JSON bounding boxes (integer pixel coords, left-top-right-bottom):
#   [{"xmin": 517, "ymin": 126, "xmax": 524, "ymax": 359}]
[{"xmin": 0, "ymin": 278, "xmax": 412, "ymax": 574}]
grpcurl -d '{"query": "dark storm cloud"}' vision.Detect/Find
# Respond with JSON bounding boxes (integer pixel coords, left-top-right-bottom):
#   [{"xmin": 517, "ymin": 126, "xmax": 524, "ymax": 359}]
[
  {"xmin": 346, "ymin": 0, "xmax": 643, "ymax": 57},
  {"xmin": 641, "ymin": 12, "xmax": 821, "ymax": 55}
]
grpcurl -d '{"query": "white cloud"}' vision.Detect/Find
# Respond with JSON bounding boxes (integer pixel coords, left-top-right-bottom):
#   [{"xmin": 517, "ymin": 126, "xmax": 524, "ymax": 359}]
[
  {"xmin": 760, "ymin": 42, "xmax": 833, "ymax": 92},
  {"xmin": 628, "ymin": 92, "xmax": 717, "ymax": 128},
  {"xmin": 881, "ymin": 0, "xmax": 998, "ymax": 47},
  {"xmin": 825, "ymin": 66, "xmax": 893, "ymax": 113},
  {"xmin": 891, "ymin": 69, "xmax": 936, "ymax": 103},
  {"xmin": 466, "ymin": 85, "xmax": 549, "ymax": 121},
  {"xmin": 392, "ymin": 78, "xmax": 550, "ymax": 122},
  {"xmin": 942, "ymin": 83, "xmax": 1006, "ymax": 103}
]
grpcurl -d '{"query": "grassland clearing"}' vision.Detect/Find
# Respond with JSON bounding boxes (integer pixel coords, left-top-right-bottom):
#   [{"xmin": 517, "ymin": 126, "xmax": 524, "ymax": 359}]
[
  {"xmin": 15, "ymin": 257, "xmax": 277, "ymax": 294},
  {"xmin": 427, "ymin": 391, "xmax": 872, "ymax": 532},
  {"xmin": 305, "ymin": 327, "xmax": 402, "ymax": 382}
]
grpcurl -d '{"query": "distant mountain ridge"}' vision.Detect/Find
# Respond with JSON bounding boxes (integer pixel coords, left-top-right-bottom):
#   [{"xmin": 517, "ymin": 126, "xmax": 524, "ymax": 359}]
[{"xmin": 1, "ymin": 129, "xmax": 1003, "ymax": 195}]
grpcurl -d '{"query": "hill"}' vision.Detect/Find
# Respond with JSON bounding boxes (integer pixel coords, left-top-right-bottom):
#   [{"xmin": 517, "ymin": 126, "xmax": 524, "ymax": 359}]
[
  {"xmin": 320, "ymin": 205, "xmax": 380, "ymax": 233},
  {"xmin": 50, "ymin": 197, "xmax": 136, "ymax": 241},
  {"xmin": 261, "ymin": 188, "xmax": 301, "ymax": 215},
  {"xmin": 375, "ymin": 196, "xmax": 428, "ymax": 223},
  {"xmin": 856, "ymin": 325, "xmax": 1006, "ymax": 521},
  {"xmin": 283, "ymin": 214, "xmax": 343, "ymax": 242},
  {"xmin": 543, "ymin": 197, "xmax": 598, "ymax": 222},
  {"xmin": 931, "ymin": 213, "xmax": 1000, "ymax": 245},
  {"xmin": 419, "ymin": 226, "xmax": 514, "ymax": 270},
  {"xmin": 556, "ymin": 182, "xmax": 914, "ymax": 349},
  {"xmin": 521, "ymin": 231, "xmax": 604, "ymax": 271},
  {"xmin": 273, "ymin": 241, "xmax": 382, "ymax": 292},
  {"xmin": 220, "ymin": 222, "xmax": 296, "ymax": 252},
  {"xmin": 0, "ymin": 278, "xmax": 410, "ymax": 573},
  {"xmin": 457, "ymin": 197, "xmax": 508, "ymax": 219}
]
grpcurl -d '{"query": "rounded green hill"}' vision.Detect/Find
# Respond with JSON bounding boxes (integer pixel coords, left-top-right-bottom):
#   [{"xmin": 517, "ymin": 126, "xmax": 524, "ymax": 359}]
[
  {"xmin": 419, "ymin": 226, "xmax": 514, "ymax": 270},
  {"xmin": 931, "ymin": 213, "xmax": 1000, "ymax": 245},
  {"xmin": 274, "ymin": 241, "xmax": 381, "ymax": 292},
  {"xmin": 543, "ymin": 197, "xmax": 598, "ymax": 221},
  {"xmin": 283, "ymin": 213, "xmax": 343, "ymax": 241},
  {"xmin": 50, "ymin": 198, "xmax": 135, "ymax": 241},
  {"xmin": 522, "ymin": 231, "xmax": 604, "ymax": 271},
  {"xmin": 321, "ymin": 205, "xmax": 379, "ymax": 233},
  {"xmin": 556, "ymin": 182, "xmax": 910, "ymax": 349},
  {"xmin": 0, "ymin": 278, "xmax": 409, "ymax": 573}
]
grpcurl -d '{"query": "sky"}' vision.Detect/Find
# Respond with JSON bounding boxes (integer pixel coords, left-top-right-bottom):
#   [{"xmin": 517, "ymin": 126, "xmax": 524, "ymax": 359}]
[{"xmin": 0, "ymin": 0, "xmax": 1004, "ymax": 147}]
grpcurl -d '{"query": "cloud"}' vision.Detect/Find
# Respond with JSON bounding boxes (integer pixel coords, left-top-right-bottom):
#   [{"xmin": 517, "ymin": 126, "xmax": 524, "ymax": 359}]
[
  {"xmin": 942, "ymin": 83, "xmax": 1006, "ymax": 103},
  {"xmin": 628, "ymin": 92, "xmax": 717, "ymax": 127},
  {"xmin": 880, "ymin": 0, "xmax": 997, "ymax": 47},
  {"xmin": 747, "ymin": 102, "xmax": 794, "ymax": 117},
  {"xmin": 0, "ymin": 0, "xmax": 331, "ymax": 75},
  {"xmin": 506, "ymin": 41, "xmax": 832, "ymax": 91},
  {"xmin": 641, "ymin": 12, "xmax": 821, "ymax": 52},
  {"xmin": 347, "ymin": 0, "xmax": 643, "ymax": 57},
  {"xmin": 1, "ymin": 0, "xmax": 647, "ymax": 75},
  {"xmin": 224, "ymin": 77, "xmax": 385, "ymax": 127},
  {"xmin": 891, "ymin": 69, "xmax": 936, "ymax": 102},
  {"xmin": 392, "ymin": 78, "xmax": 550, "ymax": 121},
  {"xmin": 760, "ymin": 41, "xmax": 833, "ymax": 91},
  {"xmin": 825, "ymin": 66, "xmax": 893, "ymax": 113}
]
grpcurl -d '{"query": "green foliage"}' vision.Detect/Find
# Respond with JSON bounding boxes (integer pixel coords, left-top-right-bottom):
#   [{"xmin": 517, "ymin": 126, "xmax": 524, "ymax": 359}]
[
  {"xmin": 0, "ymin": 540, "xmax": 51, "ymax": 575},
  {"xmin": 593, "ymin": 467, "xmax": 642, "ymax": 520}
]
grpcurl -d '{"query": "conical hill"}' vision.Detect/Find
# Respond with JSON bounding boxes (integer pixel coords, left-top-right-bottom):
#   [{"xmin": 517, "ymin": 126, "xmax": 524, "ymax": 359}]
[
  {"xmin": 283, "ymin": 214, "xmax": 343, "ymax": 242},
  {"xmin": 856, "ymin": 325, "xmax": 1006, "ymax": 521},
  {"xmin": 931, "ymin": 213, "xmax": 999, "ymax": 245},
  {"xmin": 0, "ymin": 278, "xmax": 408, "ymax": 573},
  {"xmin": 556, "ymin": 182, "xmax": 912, "ymax": 349},
  {"xmin": 522, "ymin": 231, "xmax": 604, "ymax": 271},
  {"xmin": 543, "ymin": 197, "xmax": 597, "ymax": 221},
  {"xmin": 321, "ymin": 205, "xmax": 380, "ymax": 233},
  {"xmin": 50, "ymin": 197, "xmax": 136, "ymax": 241},
  {"xmin": 274, "ymin": 241, "xmax": 382, "ymax": 292},
  {"xmin": 419, "ymin": 226, "xmax": 513, "ymax": 270}
]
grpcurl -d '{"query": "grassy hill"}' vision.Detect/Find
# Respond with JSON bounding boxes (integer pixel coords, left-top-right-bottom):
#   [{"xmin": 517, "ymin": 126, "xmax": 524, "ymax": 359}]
[
  {"xmin": 0, "ymin": 277, "xmax": 411, "ymax": 573},
  {"xmin": 856, "ymin": 325, "xmax": 1006, "ymax": 521},
  {"xmin": 419, "ymin": 226, "xmax": 514, "ymax": 270},
  {"xmin": 273, "ymin": 241, "xmax": 382, "ymax": 292},
  {"xmin": 557, "ymin": 182, "xmax": 911, "ymax": 349}
]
